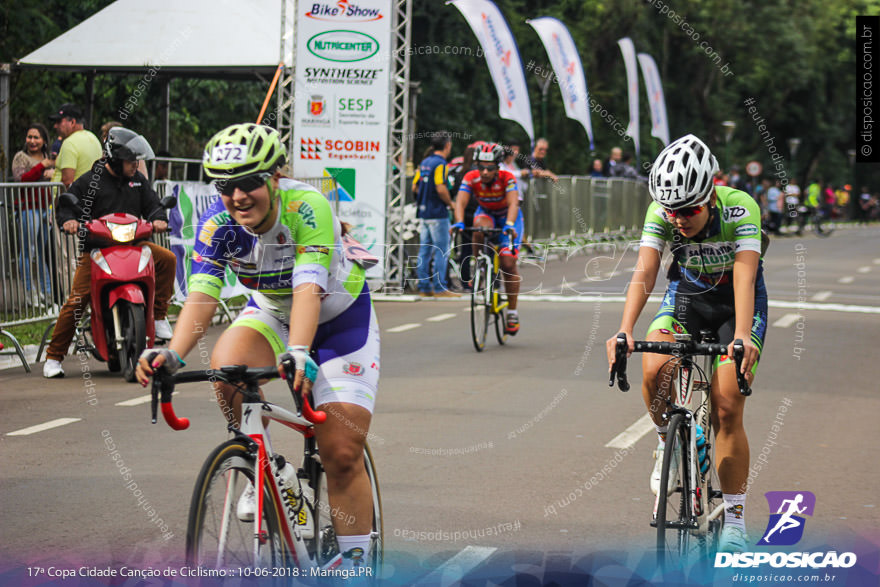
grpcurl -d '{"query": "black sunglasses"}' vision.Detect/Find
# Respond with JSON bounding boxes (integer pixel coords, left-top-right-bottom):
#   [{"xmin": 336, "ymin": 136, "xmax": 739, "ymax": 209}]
[
  {"xmin": 477, "ymin": 164, "xmax": 498, "ymax": 172},
  {"xmin": 214, "ymin": 173, "xmax": 270, "ymax": 196}
]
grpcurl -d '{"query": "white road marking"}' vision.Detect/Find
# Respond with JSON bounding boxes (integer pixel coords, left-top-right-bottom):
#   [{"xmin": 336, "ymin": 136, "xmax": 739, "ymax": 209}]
[
  {"xmin": 7, "ymin": 418, "xmax": 81, "ymax": 436},
  {"xmin": 772, "ymin": 313, "xmax": 802, "ymax": 328},
  {"xmin": 386, "ymin": 323, "xmax": 422, "ymax": 333},
  {"xmin": 838, "ymin": 276, "xmax": 855, "ymax": 284},
  {"xmin": 115, "ymin": 395, "xmax": 153, "ymax": 407},
  {"xmin": 811, "ymin": 291, "xmax": 833, "ymax": 302},
  {"xmin": 426, "ymin": 313, "xmax": 457, "ymax": 322},
  {"xmin": 857, "ymin": 266, "xmax": 871, "ymax": 274},
  {"xmin": 415, "ymin": 546, "xmax": 497, "ymax": 587},
  {"xmin": 606, "ymin": 414, "xmax": 654, "ymax": 449},
  {"xmin": 767, "ymin": 300, "xmax": 880, "ymax": 314}
]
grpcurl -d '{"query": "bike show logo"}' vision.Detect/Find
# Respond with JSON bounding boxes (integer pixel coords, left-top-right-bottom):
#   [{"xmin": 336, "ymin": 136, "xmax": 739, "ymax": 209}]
[
  {"xmin": 307, "ymin": 30, "xmax": 379, "ymax": 62},
  {"xmin": 759, "ymin": 491, "xmax": 815, "ymax": 546},
  {"xmin": 306, "ymin": 1, "xmax": 384, "ymax": 22},
  {"xmin": 715, "ymin": 490, "xmax": 858, "ymax": 570}
]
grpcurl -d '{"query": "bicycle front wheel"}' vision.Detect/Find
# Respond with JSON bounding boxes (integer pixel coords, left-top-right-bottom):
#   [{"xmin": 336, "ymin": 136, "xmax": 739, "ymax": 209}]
[
  {"xmin": 656, "ymin": 413, "xmax": 692, "ymax": 569},
  {"xmin": 186, "ymin": 440, "xmax": 290, "ymax": 572},
  {"xmin": 470, "ymin": 258, "xmax": 490, "ymax": 352},
  {"xmin": 493, "ymin": 272, "xmax": 509, "ymax": 346},
  {"xmin": 313, "ymin": 443, "xmax": 383, "ymax": 574}
]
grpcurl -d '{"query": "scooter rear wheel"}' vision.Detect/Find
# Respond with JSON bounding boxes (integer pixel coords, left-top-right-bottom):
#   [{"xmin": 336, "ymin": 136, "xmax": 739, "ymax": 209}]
[{"xmin": 117, "ymin": 300, "xmax": 146, "ymax": 383}]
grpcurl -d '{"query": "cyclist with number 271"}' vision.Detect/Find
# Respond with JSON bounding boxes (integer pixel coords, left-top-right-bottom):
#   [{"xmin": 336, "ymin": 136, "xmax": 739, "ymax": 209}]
[
  {"xmin": 605, "ymin": 134, "xmax": 768, "ymax": 553},
  {"xmin": 451, "ymin": 143, "xmax": 523, "ymax": 335},
  {"xmin": 135, "ymin": 124, "xmax": 380, "ymax": 570}
]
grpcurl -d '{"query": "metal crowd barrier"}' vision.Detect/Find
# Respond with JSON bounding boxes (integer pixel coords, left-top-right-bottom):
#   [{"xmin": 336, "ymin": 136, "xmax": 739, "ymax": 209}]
[{"xmin": 522, "ymin": 176, "xmax": 649, "ymax": 241}]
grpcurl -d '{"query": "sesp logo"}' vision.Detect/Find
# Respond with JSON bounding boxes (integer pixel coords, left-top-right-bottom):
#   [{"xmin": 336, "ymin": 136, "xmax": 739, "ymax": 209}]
[{"xmin": 758, "ymin": 491, "xmax": 816, "ymax": 546}]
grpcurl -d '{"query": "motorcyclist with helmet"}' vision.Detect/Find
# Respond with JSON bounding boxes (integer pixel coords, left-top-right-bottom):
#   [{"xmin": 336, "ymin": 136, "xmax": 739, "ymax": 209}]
[{"xmin": 43, "ymin": 127, "xmax": 176, "ymax": 378}]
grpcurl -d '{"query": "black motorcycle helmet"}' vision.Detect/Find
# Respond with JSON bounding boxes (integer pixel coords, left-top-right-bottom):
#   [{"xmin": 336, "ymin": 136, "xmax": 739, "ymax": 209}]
[{"xmin": 105, "ymin": 127, "xmax": 155, "ymax": 176}]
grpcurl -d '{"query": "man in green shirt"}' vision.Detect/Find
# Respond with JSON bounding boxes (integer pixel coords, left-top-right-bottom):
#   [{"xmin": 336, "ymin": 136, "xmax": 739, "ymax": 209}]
[{"xmin": 49, "ymin": 103, "xmax": 102, "ymax": 188}]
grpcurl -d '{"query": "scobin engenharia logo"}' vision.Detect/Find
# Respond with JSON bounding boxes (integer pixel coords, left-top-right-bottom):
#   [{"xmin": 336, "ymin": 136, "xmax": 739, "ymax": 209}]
[{"xmin": 714, "ymin": 491, "xmax": 858, "ymax": 569}]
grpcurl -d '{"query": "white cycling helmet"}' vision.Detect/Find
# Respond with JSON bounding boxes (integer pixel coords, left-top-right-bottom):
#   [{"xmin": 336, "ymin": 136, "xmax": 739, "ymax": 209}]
[{"xmin": 648, "ymin": 134, "xmax": 719, "ymax": 209}]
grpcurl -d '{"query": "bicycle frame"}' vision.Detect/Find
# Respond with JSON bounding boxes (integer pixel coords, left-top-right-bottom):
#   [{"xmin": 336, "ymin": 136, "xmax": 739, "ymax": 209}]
[{"xmin": 151, "ymin": 366, "xmax": 342, "ymax": 572}]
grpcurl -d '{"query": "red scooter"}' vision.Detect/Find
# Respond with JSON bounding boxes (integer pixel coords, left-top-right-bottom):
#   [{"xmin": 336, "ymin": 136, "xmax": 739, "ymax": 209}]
[{"xmin": 61, "ymin": 193, "xmax": 176, "ymax": 382}]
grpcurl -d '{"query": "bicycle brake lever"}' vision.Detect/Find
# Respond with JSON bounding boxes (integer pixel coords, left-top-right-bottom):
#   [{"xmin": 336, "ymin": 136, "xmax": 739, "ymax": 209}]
[
  {"xmin": 732, "ymin": 339, "xmax": 752, "ymax": 397},
  {"xmin": 610, "ymin": 333, "xmax": 630, "ymax": 392}
]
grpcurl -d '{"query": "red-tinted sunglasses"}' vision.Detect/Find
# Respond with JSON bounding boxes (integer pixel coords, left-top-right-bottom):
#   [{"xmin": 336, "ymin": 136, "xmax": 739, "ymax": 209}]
[{"xmin": 664, "ymin": 204, "xmax": 704, "ymax": 219}]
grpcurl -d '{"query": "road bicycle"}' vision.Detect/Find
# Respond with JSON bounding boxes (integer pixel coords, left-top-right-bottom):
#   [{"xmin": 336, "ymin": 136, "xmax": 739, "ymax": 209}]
[
  {"xmin": 463, "ymin": 227, "xmax": 511, "ymax": 352},
  {"xmin": 150, "ymin": 363, "xmax": 382, "ymax": 578},
  {"xmin": 794, "ymin": 204, "xmax": 834, "ymax": 237},
  {"xmin": 609, "ymin": 332, "xmax": 751, "ymax": 569}
]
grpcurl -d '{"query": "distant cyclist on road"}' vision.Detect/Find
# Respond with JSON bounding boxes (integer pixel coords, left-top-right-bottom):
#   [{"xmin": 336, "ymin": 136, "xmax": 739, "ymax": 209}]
[
  {"xmin": 451, "ymin": 142, "xmax": 523, "ymax": 335},
  {"xmin": 135, "ymin": 124, "xmax": 380, "ymax": 569},
  {"xmin": 605, "ymin": 134, "xmax": 768, "ymax": 553}
]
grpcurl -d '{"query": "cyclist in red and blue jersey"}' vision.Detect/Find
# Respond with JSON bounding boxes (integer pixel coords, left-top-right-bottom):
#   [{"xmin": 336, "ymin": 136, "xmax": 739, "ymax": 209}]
[
  {"xmin": 605, "ymin": 134, "xmax": 767, "ymax": 553},
  {"xmin": 451, "ymin": 143, "xmax": 523, "ymax": 335}
]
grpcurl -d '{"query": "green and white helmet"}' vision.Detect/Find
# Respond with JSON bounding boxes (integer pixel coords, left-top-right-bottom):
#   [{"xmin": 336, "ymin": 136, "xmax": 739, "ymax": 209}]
[{"xmin": 202, "ymin": 123, "xmax": 286, "ymax": 180}]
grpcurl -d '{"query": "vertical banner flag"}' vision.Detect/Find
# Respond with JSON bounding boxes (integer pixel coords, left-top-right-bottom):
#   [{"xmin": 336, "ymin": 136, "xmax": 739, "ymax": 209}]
[
  {"xmin": 449, "ymin": 0, "xmax": 534, "ymax": 141},
  {"xmin": 617, "ymin": 37, "xmax": 640, "ymax": 157},
  {"xmin": 293, "ymin": 0, "xmax": 392, "ymax": 279},
  {"xmin": 637, "ymin": 52, "xmax": 670, "ymax": 146},
  {"xmin": 527, "ymin": 16, "xmax": 594, "ymax": 149}
]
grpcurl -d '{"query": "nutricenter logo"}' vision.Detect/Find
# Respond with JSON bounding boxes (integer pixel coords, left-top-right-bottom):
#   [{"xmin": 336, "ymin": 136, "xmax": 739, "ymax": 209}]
[
  {"xmin": 307, "ymin": 30, "xmax": 379, "ymax": 62},
  {"xmin": 306, "ymin": 1, "xmax": 384, "ymax": 22}
]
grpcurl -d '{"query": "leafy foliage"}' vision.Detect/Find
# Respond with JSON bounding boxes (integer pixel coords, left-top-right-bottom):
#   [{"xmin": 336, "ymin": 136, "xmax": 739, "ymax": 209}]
[{"xmin": 3, "ymin": 0, "xmax": 876, "ymax": 189}]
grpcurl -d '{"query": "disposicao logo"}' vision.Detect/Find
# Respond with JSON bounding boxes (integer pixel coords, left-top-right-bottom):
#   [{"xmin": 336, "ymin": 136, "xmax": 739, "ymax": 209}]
[
  {"xmin": 307, "ymin": 30, "xmax": 379, "ymax": 63},
  {"xmin": 758, "ymin": 491, "xmax": 815, "ymax": 546}
]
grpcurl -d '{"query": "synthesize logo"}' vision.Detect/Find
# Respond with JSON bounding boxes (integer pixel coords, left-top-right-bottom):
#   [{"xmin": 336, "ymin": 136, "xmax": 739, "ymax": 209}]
[{"xmin": 758, "ymin": 491, "xmax": 816, "ymax": 546}]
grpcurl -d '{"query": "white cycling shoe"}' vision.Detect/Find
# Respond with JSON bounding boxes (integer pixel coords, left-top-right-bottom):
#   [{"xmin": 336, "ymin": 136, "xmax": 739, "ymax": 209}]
[
  {"xmin": 154, "ymin": 319, "xmax": 173, "ymax": 341},
  {"xmin": 718, "ymin": 525, "xmax": 750, "ymax": 553},
  {"xmin": 43, "ymin": 359, "xmax": 65, "ymax": 378},
  {"xmin": 650, "ymin": 441, "xmax": 680, "ymax": 496},
  {"xmin": 237, "ymin": 481, "xmax": 256, "ymax": 522}
]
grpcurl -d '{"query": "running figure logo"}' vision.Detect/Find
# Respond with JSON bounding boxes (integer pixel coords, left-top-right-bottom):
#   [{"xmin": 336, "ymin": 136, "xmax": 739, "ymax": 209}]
[{"xmin": 758, "ymin": 491, "xmax": 816, "ymax": 546}]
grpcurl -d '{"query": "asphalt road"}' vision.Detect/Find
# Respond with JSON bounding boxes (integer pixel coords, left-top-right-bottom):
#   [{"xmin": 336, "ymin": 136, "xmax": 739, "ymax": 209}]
[{"xmin": 2, "ymin": 225, "xmax": 879, "ymax": 585}]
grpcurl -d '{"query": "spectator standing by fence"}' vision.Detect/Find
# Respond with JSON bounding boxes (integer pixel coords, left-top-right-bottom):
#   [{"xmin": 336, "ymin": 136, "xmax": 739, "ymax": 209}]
[
  {"xmin": 412, "ymin": 132, "xmax": 458, "ymax": 297},
  {"xmin": 49, "ymin": 103, "xmax": 102, "ymax": 188},
  {"xmin": 524, "ymin": 138, "xmax": 558, "ymax": 182},
  {"xmin": 11, "ymin": 123, "xmax": 55, "ymax": 305}
]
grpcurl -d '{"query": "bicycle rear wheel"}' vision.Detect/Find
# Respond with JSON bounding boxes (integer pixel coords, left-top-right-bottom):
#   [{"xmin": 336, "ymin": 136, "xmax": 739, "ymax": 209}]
[
  {"xmin": 313, "ymin": 443, "xmax": 383, "ymax": 574},
  {"xmin": 186, "ymin": 440, "xmax": 290, "ymax": 571},
  {"xmin": 656, "ymin": 413, "xmax": 692, "ymax": 569},
  {"xmin": 470, "ymin": 258, "xmax": 490, "ymax": 352}
]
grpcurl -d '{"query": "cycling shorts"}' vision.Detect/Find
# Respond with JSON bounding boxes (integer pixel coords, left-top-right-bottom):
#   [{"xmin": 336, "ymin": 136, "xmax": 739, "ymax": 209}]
[
  {"xmin": 228, "ymin": 284, "xmax": 380, "ymax": 413},
  {"xmin": 646, "ymin": 280, "xmax": 768, "ymax": 374},
  {"xmin": 473, "ymin": 207, "xmax": 524, "ymax": 257}
]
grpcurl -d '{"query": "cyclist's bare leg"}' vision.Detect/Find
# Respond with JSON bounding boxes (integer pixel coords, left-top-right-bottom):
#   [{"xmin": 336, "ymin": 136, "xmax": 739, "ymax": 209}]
[
  {"xmin": 210, "ymin": 325, "xmax": 276, "ymax": 426},
  {"xmin": 499, "ymin": 255, "xmax": 520, "ymax": 309},
  {"xmin": 641, "ymin": 329, "xmax": 678, "ymax": 427},
  {"xmin": 313, "ymin": 403, "xmax": 373, "ymax": 536},
  {"xmin": 710, "ymin": 364, "xmax": 752, "ymax": 495}
]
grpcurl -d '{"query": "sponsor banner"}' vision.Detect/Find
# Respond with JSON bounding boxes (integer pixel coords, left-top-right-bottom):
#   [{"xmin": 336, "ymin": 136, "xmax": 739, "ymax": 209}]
[
  {"xmin": 294, "ymin": 0, "xmax": 392, "ymax": 279},
  {"xmin": 617, "ymin": 37, "xmax": 640, "ymax": 156},
  {"xmin": 449, "ymin": 0, "xmax": 535, "ymax": 141},
  {"xmin": 163, "ymin": 181, "xmax": 249, "ymax": 301},
  {"xmin": 527, "ymin": 17, "xmax": 594, "ymax": 149},
  {"xmin": 636, "ymin": 52, "xmax": 670, "ymax": 146}
]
